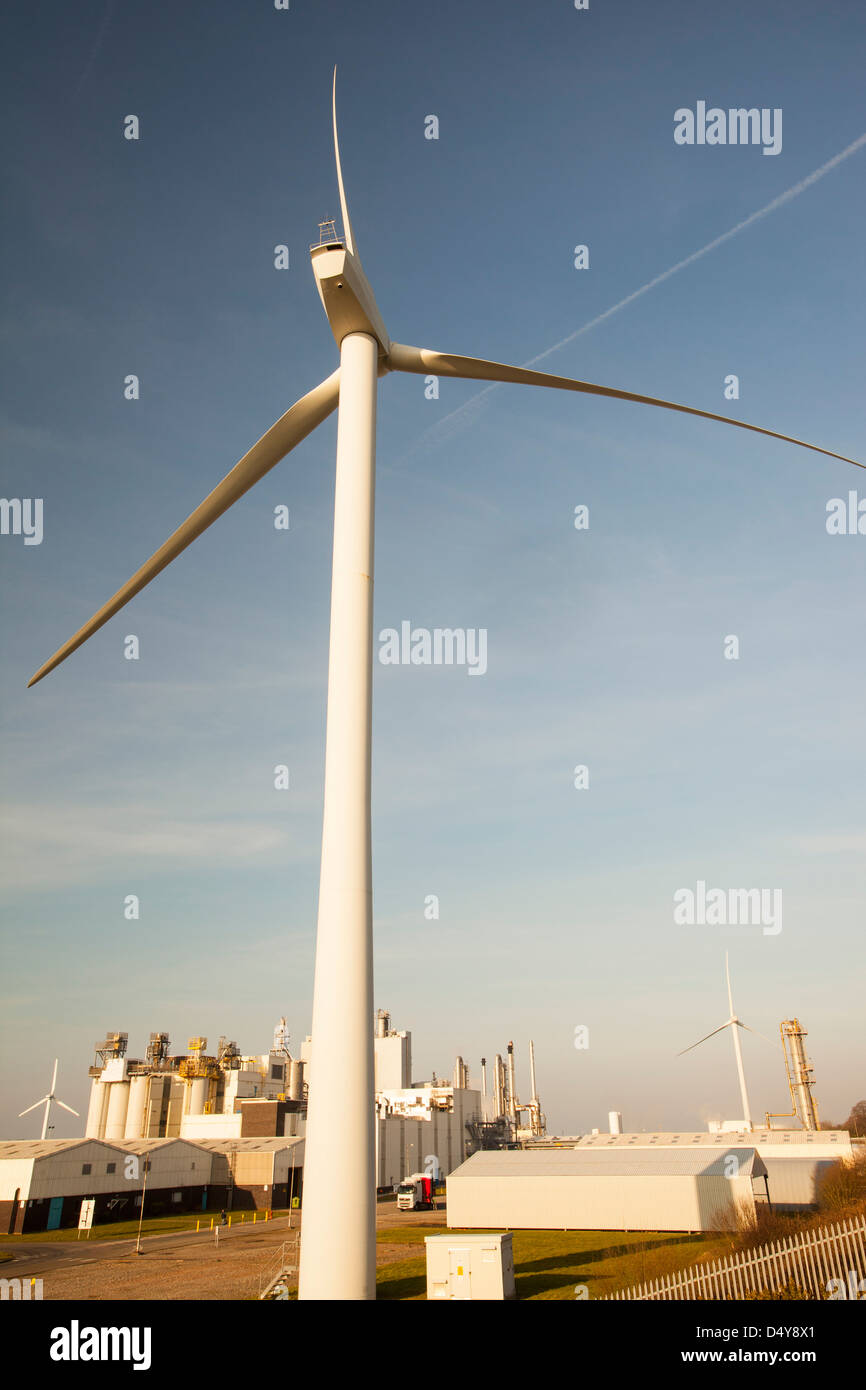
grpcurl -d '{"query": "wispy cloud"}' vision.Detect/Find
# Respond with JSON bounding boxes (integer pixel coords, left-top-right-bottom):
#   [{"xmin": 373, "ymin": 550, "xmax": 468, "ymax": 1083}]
[{"xmin": 0, "ymin": 804, "xmax": 298, "ymax": 889}]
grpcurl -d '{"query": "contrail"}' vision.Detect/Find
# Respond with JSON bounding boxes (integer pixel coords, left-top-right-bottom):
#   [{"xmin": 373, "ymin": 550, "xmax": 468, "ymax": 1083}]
[
  {"xmin": 73, "ymin": 0, "xmax": 115, "ymax": 101},
  {"xmin": 402, "ymin": 130, "xmax": 866, "ymax": 459}
]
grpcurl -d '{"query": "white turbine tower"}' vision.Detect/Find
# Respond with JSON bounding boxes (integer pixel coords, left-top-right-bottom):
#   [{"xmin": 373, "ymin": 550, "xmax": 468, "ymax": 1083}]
[
  {"xmin": 678, "ymin": 953, "xmax": 773, "ymax": 1132},
  {"xmin": 27, "ymin": 74, "xmax": 862, "ymax": 1298},
  {"xmin": 18, "ymin": 1059, "xmax": 79, "ymax": 1141}
]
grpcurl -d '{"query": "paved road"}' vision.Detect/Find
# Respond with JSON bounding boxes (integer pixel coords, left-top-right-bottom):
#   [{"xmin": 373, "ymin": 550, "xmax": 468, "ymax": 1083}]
[{"xmin": 0, "ymin": 1217, "xmax": 300, "ymax": 1276}]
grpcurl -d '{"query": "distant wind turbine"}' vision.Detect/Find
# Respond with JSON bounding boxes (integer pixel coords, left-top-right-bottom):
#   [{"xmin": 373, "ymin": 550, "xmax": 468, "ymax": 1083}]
[
  {"xmin": 678, "ymin": 953, "xmax": 776, "ymax": 1132},
  {"xmin": 27, "ymin": 73, "xmax": 862, "ymax": 1299},
  {"xmin": 18, "ymin": 1059, "xmax": 79, "ymax": 1141}
]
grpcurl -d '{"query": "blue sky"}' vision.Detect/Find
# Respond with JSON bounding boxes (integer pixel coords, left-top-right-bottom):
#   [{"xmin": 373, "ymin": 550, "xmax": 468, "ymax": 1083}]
[{"xmin": 1, "ymin": 0, "xmax": 864, "ymax": 1138}]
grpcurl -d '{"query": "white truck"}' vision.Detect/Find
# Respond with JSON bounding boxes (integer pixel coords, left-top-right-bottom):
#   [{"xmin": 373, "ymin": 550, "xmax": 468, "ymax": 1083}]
[{"xmin": 396, "ymin": 1172, "xmax": 435, "ymax": 1211}]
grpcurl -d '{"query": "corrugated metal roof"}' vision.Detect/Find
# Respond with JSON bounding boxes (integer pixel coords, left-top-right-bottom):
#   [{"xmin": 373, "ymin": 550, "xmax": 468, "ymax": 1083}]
[
  {"xmin": 450, "ymin": 1147, "xmax": 766, "ymax": 1179},
  {"xmin": 566, "ymin": 1130, "xmax": 847, "ymax": 1149},
  {"xmin": 0, "ymin": 1139, "xmax": 105, "ymax": 1159},
  {"xmin": 192, "ymin": 1137, "xmax": 303, "ymax": 1153}
]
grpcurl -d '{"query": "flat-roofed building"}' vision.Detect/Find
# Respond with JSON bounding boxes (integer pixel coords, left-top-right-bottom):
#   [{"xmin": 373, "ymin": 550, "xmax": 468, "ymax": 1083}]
[{"xmin": 446, "ymin": 1146, "xmax": 769, "ymax": 1233}]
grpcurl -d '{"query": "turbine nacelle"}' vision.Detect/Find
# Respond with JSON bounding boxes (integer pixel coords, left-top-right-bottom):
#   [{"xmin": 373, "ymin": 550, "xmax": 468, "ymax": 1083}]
[{"xmin": 310, "ymin": 241, "xmax": 390, "ymax": 355}]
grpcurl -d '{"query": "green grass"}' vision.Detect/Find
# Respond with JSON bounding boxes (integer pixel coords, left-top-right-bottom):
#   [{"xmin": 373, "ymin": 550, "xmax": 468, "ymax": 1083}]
[
  {"xmin": 375, "ymin": 1227, "xmax": 729, "ymax": 1301},
  {"xmin": 2, "ymin": 1208, "xmax": 291, "ymax": 1244}
]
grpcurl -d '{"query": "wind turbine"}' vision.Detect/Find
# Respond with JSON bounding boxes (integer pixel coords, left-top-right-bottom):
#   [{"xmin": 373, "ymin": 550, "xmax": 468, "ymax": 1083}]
[
  {"xmin": 18, "ymin": 1059, "xmax": 80, "ymax": 1141},
  {"xmin": 678, "ymin": 953, "xmax": 774, "ymax": 1132},
  {"xmin": 27, "ymin": 73, "xmax": 862, "ymax": 1299}
]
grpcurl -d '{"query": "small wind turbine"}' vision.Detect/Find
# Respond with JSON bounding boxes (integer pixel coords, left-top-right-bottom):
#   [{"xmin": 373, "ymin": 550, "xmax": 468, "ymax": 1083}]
[
  {"xmin": 18, "ymin": 1059, "xmax": 80, "ymax": 1141},
  {"xmin": 678, "ymin": 953, "xmax": 774, "ymax": 1131},
  {"xmin": 27, "ymin": 74, "xmax": 862, "ymax": 1298}
]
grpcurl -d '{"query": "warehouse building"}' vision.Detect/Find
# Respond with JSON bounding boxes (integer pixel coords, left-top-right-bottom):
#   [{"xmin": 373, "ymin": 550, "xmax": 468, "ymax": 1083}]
[
  {"xmin": 446, "ymin": 1146, "xmax": 769, "ymax": 1233},
  {"xmin": 569, "ymin": 1129, "xmax": 852, "ymax": 1210},
  {"xmin": 0, "ymin": 1135, "xmax": 302, "ymax": 1233},
  {"xmin": 0, "ymin": 1138, "xmax": 208, "ymax": 1234},
  {"xmin": 194, "ymin": 1137, "xmax": 303, "ymax": 1211}
]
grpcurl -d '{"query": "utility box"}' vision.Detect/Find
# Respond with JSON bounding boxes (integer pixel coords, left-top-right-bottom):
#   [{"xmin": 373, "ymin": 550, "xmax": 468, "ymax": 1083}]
[{"xmin": 425, "ymin": 1233, "xmax": 515, "ymax": 1300}]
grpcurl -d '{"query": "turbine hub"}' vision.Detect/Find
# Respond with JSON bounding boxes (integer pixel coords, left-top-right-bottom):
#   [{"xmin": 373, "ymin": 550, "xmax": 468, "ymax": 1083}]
[{"xmin": 310, "ymin": 240, "xmax": 390, "ymax": 355}]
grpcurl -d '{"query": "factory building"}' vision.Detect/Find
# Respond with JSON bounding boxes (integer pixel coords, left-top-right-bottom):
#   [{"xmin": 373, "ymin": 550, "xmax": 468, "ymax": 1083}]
[
  {"xmin": 375, "ymin": 1086, "xmax": 486, "ymax": 1189},
  {"xmin": 0, "ymin": 1138, "xmax": 208, "ymax": 1234},
  {"xmin": 187, "ymin": 1137, "xmax": 303, "ymax": 1212},
  {"xmin": 446, "ymin": 1146, "xmax": 770, "ymax": 1234},
  {"xmin": 566, "ymin": 1129, "xmax": 853, "ymax": 1211},
  {"xmin": 0, "ymin": 1136, "xmax": 304, "ymax": 1234},
  {"xmin": 84, "ymin": 1024, "xmax": 306, "ymax": 1143}
]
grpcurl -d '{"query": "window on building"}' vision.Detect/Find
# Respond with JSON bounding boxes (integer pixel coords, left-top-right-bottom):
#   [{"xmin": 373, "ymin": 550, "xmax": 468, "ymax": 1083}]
[
  {"xmin": 82, "ymin": 1164, "xmax": 92, "ymax": 1175},
  {"xmin": 172, "ymin": 1192, "xmax": 182, "ymax": 1203},
  {"xmin": 106, "ymin": 1163, "xmax": 116, "ymax": 1174}
]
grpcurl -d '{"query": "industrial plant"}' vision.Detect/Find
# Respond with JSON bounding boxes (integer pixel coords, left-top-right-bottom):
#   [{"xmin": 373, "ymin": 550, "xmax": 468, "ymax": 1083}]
[
  {"xmin": 1, "ymin": 994, "xmax": 858, "ymax": 1243},
  {"xmin": 1, "ymin": 1011, "xmax": 547, "ymax": 1233}
]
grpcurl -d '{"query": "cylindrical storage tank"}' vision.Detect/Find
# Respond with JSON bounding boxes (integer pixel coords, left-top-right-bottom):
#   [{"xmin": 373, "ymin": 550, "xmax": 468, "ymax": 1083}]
[
  {"xmin": 453, "ymin": 1056, "xmax": 467, "ymax": 1090},
  {"xmin": 288, "ymin": 1059, "xmax": 304, "ymax": 1101},
  {"xmin": 85, "ymin": 1078, "xmax": 109, "ymax": 1139},
  {"xmin": 104, "ymin": 1081, "xmax": 131, "ymax": 1140},
  {"xmin": 124, "ymin": 1076, "xmax": 150, "ymax": 1139},
  {"xmin": 186, "ymin": 1077, "xmax": 208, "ymax": 1115},
  {"xmin": 609, "ymin": 1110, "xmax": 623, "ymax": 1136}
]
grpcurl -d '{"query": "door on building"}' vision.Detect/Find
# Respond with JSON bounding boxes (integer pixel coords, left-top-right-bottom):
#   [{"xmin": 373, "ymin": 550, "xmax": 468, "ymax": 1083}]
[
  {"xmin": 47, "ymin": 1197, "xmax": 64, "ymax": 1230},
  {"xmin": 8, "ymin": 1190, "xmax": 20, "ymax": 1234},
  {"xmin": 448, "ymin": 1247, "xmax": 471, "ymax": 1300}
]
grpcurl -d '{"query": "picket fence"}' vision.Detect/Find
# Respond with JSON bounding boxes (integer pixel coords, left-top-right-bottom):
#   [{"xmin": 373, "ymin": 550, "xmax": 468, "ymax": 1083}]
[{"xmin": 605, "ymin": 1215, "xmax": 866, "ymax": 1301}]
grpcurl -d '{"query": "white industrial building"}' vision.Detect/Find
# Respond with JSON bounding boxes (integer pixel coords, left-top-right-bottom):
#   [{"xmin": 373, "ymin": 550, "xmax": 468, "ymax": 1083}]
[
  {"xmin": 568, "ymin": 1129, "xmax": 853, "ymax": 1210},
  {"xmin": 0, "ymin": 1135, "xmax": 304, "ymax": 1234},
  {"xmin": 375, "ymin": 1086, "xmax": 487, "ymax": 1188},
  {"xmin": 446, "ymin": 1146, "xmax": 770, "ymax": 1233}
]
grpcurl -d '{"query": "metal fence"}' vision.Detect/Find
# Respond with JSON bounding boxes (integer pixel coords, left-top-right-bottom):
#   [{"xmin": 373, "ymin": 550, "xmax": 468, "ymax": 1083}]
[
  {"xmin": 604, "ymin": 1215, "xmax": 866, "ymax": 1301},
  {"xmin": 257, "ymin": 1235, "xmax": 300, "ymax": 1300}
]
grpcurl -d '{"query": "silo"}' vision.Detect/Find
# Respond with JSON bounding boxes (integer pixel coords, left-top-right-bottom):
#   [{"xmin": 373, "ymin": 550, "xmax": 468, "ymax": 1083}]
[
  {"xmin": 104, "ymin": 1081, "xmax": 131, "ymax": 1140},
  {"xmin": 187, "ymin": 1077, "xmax": 208, "ymax": 1115},
  {"xmin": 453, "ymin": 1056, "xmax": 467, "ymax": 1090},
  {"xmin": 85, "ymin": 1078, "xmax": 109, "ymax": 1139},
  {"xmin": 288, "ymin": 1059, "xmax": 305, "ymax": 1101},
  {"xmin": 609, "ymin": 1110, "xmax": 623, "ymax": 1136},
  {"xmin": 124, "ymin": 1075, "xmax": 150, "ymax": 1139}
]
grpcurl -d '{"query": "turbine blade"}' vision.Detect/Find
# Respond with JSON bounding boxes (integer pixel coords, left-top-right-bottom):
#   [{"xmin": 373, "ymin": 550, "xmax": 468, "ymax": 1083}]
[
  {"xmin": 726, "ymin": 951, "xmax": 734, "ymax": 1017},
  {"xmin": 56, "ymin": 1101, "xmax": 80, "ymax": 1116},
  {"xmin": 332, "ymin": 67, "xmax": 356, "ymax": 256},
  {"xmin": 388, "ymin": 344, "xmax": 864, "ymax": 469},
  {"xmin": 28, "ymin": 369, "xmax": 341, "ymax": 687},
  {"xmin": 737, "ymin": 1020, "xmax": 781, "ymax": 1048},
  {"xmin": 677, "ymin": 1021, "xmax": 732, "ymax": 1056},
  {"xmin": 18, "ymin": 1099, "xmax": 48, "ymax": 1116}
]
